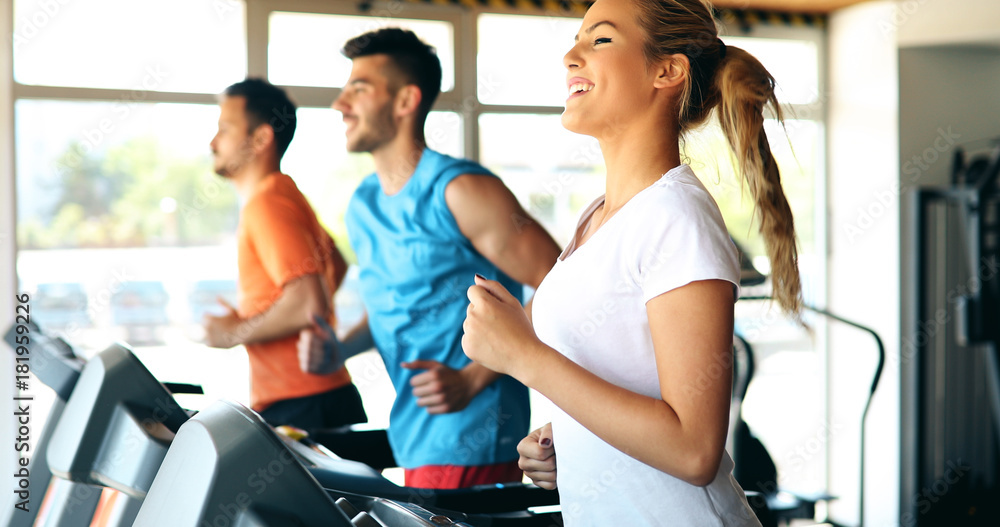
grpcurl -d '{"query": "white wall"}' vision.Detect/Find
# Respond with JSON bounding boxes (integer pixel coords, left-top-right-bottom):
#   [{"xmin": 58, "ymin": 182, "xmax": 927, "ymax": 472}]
[
  {"xmin": 894, "ymin": 0, "xmax": 1000, "ymax": 48},
  {"xmin": 827, "ymin": 2, "xmax": 900, "ymax": 525},
  {"xmin": 898, "ymin": 47, "xmax": 1000, "ymax": 187}
]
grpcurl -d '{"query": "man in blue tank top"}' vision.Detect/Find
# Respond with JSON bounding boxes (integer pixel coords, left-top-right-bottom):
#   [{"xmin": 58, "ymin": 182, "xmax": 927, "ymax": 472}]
[{"xmin": 299, "ymin": 28, "xmax": 561, "ymax": 488}]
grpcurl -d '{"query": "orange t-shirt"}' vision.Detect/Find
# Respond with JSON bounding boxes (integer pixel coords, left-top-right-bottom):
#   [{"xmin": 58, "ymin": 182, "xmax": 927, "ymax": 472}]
[{"xmin": 237, "ymin": 172, "xmax": 352, "ymax": 411}]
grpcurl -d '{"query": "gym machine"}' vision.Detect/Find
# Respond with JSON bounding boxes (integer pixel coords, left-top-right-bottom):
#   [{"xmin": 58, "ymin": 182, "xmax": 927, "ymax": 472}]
[
  {"xmin": 732, "ymin": 239, "xmax": 885, "ymax": 527},
  {"xmin": 905, "ymin": 140, "xmax": 1000, "ymax": 525},
  {"xmin": 135, "ymin": 398, "xmax": 561, "ymax": 526},
  {"xmin": 3, "ymin": 321, "xmax": 102, "ymax": 527},
  {"xmin": 7, "ymin": 332, "xmax": 562, "ymax": 526},
  {"xmin": 3, "ymin": 321, "xmax": 202, "ymax": 527}
]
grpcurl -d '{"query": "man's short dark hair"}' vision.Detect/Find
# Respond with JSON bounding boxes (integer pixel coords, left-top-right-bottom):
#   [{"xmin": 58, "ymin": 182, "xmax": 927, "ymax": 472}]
[
  {"xmin": 342, "ymin": 28, "xmax": 442, "ymax": 122},
  {"xmin": 223, "ymin": 78, "xmax": 297, "ymax": 159}
]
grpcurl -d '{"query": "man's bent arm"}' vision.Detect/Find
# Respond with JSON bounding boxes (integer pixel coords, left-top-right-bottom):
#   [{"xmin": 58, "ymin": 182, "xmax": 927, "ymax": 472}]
[
  {"xmin": 206, "ymin": 273, "xmax": 329, "ymax": 348},
  {"xmin": 444, "ymin": 174, "xmax": 562, "ymax": 391},
  {"xmin": 445, "ymin": 174, "xmax": 561, "ymax": 291}
]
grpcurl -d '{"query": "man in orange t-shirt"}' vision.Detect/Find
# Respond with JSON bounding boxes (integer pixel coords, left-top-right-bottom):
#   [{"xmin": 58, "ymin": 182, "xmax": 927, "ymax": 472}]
[{"xmin": 203, "ymin": 78, "xmax": 366, "ymax": 432}]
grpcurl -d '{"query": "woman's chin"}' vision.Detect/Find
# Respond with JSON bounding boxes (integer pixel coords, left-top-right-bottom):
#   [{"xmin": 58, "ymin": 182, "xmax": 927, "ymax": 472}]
[{"xmin": 560, "ymin": 111, "xmax": 593, "ymax": 137}]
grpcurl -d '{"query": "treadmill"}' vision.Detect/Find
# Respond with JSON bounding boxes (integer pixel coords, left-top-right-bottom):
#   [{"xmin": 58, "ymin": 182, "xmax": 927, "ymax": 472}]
[
  {"xmin": 136, "ymin": 399, "xmax": 560, "ymax": 526},
  {"xmin": 3, "ymin": 321, "xmax": 204, "ymax": 527},
  {"xmin": 3, "ymin": 321, "xmax": 107, "ymax": 527},
  {"xmin": 22, "ymin": 339, "xmax": 563, "ymax": 526}
]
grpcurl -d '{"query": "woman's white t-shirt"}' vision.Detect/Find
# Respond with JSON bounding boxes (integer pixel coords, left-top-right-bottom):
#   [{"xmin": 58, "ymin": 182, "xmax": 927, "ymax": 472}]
[{"xmin": 531, "ymin": 164, "xmax": 761, "ymax": 526}]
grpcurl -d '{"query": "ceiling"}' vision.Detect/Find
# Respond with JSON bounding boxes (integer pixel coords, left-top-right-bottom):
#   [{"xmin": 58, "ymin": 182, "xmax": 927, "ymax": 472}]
[{"xmin": 711, "ymin": 0, "xmax": 874, "ymax": 14}]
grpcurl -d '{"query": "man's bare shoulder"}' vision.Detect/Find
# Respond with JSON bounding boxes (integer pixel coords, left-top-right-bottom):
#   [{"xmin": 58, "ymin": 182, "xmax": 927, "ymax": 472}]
[{"xmin": 444, "ymin": 173, "xmax": 512, "ymax": 205}]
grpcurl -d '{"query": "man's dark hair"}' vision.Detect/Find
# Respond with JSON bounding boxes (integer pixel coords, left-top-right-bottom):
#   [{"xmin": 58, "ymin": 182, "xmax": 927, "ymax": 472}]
[
  {"xmin": 223, "ymin": 78, "xmax": 297, "ymax": 159},
  {"xmin": 342, "ymin": 28, "xmax": 442, "ymax": 122}
]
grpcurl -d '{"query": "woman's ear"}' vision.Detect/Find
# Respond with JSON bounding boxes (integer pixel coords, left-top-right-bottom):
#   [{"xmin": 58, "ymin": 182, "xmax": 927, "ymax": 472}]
[
  {"xmin": 394, "ymin": 84, "xmax": 423, "ymax": 118},
  {"xmin": 653, "ymin": 53, "xmax": 689, "ymax": 90}
]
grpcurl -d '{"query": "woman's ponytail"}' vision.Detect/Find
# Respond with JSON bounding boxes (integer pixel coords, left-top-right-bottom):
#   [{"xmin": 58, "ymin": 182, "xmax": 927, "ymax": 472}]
[
  {"xmin": 715, "ymin": 46, "xmax": 802, "ymax": 314},
  {"xmin": 634, "ymin": 0, "xmax": 802, "ymax": 314}
]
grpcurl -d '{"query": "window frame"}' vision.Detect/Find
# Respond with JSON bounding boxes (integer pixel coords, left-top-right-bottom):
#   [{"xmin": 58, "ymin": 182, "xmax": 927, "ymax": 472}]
[
  {"xmin": 248, "ymin": 0, "xmax": 570, "ymax": 162},
  {"xmin": 7, "ymin": 2, "xmax": 827, "ymax": 196}
]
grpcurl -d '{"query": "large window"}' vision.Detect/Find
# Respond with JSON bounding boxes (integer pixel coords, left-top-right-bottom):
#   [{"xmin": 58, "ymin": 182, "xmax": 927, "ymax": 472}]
[
  {"xmin": 11, "ymin": 0, "xmax": 250, "ymax": 422},
  {"xmin": 477, "ymin": 14, "xmax": 581, "ymax": 107},
  {"xmin": 268, "ymin": 12, "xmax": 456, "ymax": 91},
  {"xmin": 8, "ymin": 0, "xmax": 828, "ymax": 498},
  {"xmin": 13, "ymin": 0, "xmax": 246, "ymax": 92}
]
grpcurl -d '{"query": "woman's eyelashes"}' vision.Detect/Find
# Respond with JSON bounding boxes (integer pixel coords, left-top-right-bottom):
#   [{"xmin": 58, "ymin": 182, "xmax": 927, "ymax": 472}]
[{"xmin": 594, "ymin": 37, "xmax": 612, "ymax": 45}]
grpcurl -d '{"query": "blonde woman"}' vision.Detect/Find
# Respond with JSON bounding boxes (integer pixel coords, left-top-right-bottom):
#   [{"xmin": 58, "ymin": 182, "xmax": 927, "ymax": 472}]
[{"xmin": 462, "ymin": 0, "xmax": 801, "ymax": 524}]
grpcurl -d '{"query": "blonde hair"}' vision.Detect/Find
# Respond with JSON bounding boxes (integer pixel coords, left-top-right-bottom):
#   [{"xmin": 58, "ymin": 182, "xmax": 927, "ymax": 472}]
[{"xmin": 633, "ymin": 0, "xmax": 802, "ymax": 314}]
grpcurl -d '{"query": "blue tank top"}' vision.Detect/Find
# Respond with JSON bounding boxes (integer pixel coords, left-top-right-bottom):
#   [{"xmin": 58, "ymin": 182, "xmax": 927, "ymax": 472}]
[{"xmin": 345, "ymin": 148, "xmax": 530, "ymax": 468}]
